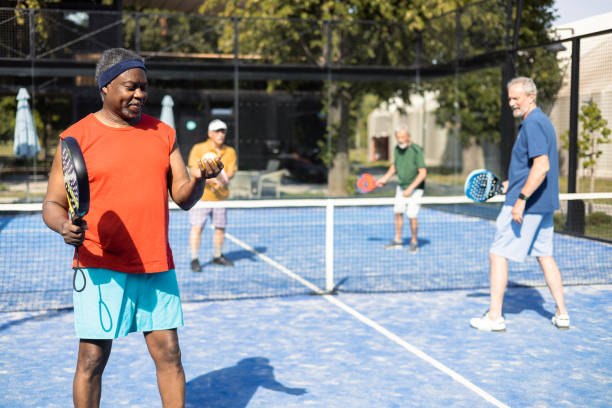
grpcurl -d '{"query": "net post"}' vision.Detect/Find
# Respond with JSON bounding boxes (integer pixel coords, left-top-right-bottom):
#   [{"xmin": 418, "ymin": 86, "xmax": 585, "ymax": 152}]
[{"xmin": 325, "ymin": 201, "xmax": 334, "ymax": 292}]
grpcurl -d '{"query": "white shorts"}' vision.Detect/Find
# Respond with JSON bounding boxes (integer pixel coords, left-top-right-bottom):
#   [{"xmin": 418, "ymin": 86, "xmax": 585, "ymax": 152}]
[
  {"xmin": 490, "ymin": 206, "xmax": 554, "ymax": 262},
  {"xmin": 393, "ymin": 186, "xmax": 424, "ymax": 219}
]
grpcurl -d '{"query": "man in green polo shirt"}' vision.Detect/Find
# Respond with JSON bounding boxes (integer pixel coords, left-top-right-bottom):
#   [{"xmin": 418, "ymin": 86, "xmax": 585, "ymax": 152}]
[{"xmin": 376, "ymin": 127, "xmax": 427, "ymax": 253}]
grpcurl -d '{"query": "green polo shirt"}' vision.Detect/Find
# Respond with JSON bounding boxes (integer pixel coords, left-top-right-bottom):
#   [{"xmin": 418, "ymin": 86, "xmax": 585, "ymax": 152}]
[{"xmin": 394, "ymin": 143, "xmax": 425, "ymax": 189}]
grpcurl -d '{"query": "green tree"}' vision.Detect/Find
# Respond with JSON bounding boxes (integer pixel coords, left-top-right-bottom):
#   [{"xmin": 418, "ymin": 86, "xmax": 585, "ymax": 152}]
[
  {"xmin": 560, "ymin": 100, "xmax": 612, "ymax": 195},
  {"xmin": 0, "ymin": 93, "xmax": 69, "ymax": 161},
  {"xmin": 0, "ymin": 97, "xmax": 17, "ymax": 143},
  {"xmin": 197, "ymin": 0, "xmax": 457, "ymax": 196},
  {"xmin": 122, "ymin": 11, "xmax": 224, "ymax": 55},
  {"xmin": 7, "ymin": 1, "xmax": 72, "ymax": 159},
  {"xmin": 427, "ymin": 0, "xmax": 563, "ymax": 175}
]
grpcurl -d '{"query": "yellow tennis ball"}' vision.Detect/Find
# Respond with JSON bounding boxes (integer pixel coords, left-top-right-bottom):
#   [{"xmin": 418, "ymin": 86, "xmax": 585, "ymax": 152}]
[
  {"xmin": 202, "ymin": 152, "xmax": 217, "ymax": 161},
  {"xmin": 201, "ymin": 152, "xmax": 220, "ymax": 167}
]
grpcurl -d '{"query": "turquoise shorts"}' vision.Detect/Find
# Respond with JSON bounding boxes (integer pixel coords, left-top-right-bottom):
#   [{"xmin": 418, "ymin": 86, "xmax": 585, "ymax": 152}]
[
  {"xmin": 490, "ymin": 206, "xmax": 554, "ymax": 262},
  {"xmin": 73, "ymin": 268, "xmax": 183, "ymax": 339}
]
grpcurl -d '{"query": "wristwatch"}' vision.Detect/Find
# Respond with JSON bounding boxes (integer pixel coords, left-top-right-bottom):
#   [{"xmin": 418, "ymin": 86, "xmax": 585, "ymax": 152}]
[{"xmin": 518, "ymin": 193, "xmax": 529, "ymax": 200}]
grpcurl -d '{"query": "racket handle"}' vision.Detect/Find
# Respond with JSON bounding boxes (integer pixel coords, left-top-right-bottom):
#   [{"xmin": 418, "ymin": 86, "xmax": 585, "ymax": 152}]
[{"xmin": 71, "ymin": 216, "xmax": 85, "ymax": 248}]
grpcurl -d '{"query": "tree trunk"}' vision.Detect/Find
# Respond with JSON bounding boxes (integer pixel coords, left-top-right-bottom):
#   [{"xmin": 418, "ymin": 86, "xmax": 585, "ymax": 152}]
[
  {"xmin": 461, "ymin": 137, "xmax": 485, "ymax": 177},
  {"xmin": 327, "ymin": 87, "xmax": 350, "ymax": 197},
  {"xmin": 588, "ymin": 166, "xmax": 596, "ymax": 214}
]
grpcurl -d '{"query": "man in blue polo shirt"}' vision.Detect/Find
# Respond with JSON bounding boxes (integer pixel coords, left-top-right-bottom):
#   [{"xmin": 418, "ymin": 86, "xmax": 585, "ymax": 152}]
[{"xmin": 470, "ymin": 77, "xmax": 569, "ymax": 332}]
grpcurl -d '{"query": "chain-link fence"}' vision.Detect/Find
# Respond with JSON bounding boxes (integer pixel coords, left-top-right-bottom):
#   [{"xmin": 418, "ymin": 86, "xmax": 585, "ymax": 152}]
[{"xmin": 0, "ymin": 4, "xmax": 611, "ymax": 197}]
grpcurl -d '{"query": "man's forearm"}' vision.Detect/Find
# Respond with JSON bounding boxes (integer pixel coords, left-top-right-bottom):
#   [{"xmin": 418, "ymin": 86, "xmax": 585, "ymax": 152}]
[{"xmin": 520, "ymin": 156, "xmax": 549, "ymax": 197}]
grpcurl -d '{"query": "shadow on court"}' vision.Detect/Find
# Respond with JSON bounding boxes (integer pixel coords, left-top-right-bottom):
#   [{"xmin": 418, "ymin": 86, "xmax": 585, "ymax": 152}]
[
  {"xmin": 0, "ymin": 308, "xmax": 71, "ymax": 331},
  {"xmin": 366, "ymin": 237, "xmax": 432, "ymax": 249},
  {"xmin": 0, "ymin": 216, "xmax": 14, "ymax": 233},
  {"xmin": 466, "ymin": 281, "xmax": 554, "ymax": 319},
  {"xmin": 185, "ymin": 357, "xmax": 306, "ymax": 408},
  {"xmin": 201, "ymin": 247, "xmax": 268, "ymax": 267}
]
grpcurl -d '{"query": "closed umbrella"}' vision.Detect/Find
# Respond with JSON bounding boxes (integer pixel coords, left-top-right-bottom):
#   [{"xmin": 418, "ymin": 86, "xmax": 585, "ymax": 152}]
[
  {"xmin": 13, "ymin": 88, "xmax": 40, "ymax": 202},
  {"xmin": 14, "ymin": 88, "xmax": 40, "ymax": 158},
  {"xmin": 160, "ymin": 94, "xmax": 175, "ymax": 129}
]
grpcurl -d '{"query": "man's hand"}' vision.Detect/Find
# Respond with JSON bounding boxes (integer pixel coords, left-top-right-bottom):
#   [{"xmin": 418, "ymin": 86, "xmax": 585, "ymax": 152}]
[
  {"xmin": 502, "ymin": 180, "xmax": 509, "ymax": 194},
  {"xmin": 61, "ymin": 218, "xmax": 87, "ymax": 247},
  {"xmin": 402, "ymin": 187, "xmax": 413, "ymax": 198},
  {"xmin": 512, "ymin": 199, "xmax": 526, "ymax": 224},
  {"xmin": 194, "ymin": 157, "xmax": 224, "ymax": 180}
]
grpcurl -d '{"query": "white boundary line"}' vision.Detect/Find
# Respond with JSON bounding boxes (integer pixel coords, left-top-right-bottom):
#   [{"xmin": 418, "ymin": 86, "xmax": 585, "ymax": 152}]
[{"xmin": 223, "ymin": 230, "xmax": 510, "ymax": 408}]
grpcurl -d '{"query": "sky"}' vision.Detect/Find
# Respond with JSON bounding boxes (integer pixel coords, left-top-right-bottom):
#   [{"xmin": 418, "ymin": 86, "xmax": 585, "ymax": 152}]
[{"xmin": 553, "ymin": 0, "xmax": 612, "ymax": 25}]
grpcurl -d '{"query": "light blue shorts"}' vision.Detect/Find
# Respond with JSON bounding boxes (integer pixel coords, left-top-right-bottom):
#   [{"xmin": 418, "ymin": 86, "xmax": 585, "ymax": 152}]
[
  {"xmin": 490, "ymin": 206, "xmax": 554, "ymax": 262},
  {"xmin": 73, "ymin": 268, "xmax": 183, "ymax": 339}
]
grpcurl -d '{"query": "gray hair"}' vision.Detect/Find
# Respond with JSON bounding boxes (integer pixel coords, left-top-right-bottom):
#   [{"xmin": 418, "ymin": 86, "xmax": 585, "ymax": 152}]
[
  {"xmin": 395, "ymin": 125, "xmax": 409, "ymax": 135},
  {"xmin": 95, "ymin": 48, "xmax": 144, "ymax": 101},
  {"xmin": 507, "ymin": 77, "xmax": 537, "ymax": 100}
]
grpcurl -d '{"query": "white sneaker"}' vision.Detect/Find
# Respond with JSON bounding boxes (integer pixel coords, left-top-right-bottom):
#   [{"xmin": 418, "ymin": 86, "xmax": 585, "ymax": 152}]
[
  {"xmin": 552, "ymin": 313, "xmax": 570, "ymax": 329},
  {"xmin": 470, "ymin": 312, "xmax": 506, "ymax": 332}
]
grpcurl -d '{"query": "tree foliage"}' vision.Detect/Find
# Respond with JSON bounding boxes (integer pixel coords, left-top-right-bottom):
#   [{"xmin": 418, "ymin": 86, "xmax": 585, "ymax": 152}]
[
  {"xmin": 0, "ymin": 97, "xmax": 18, "ymax": 143},
  {"xmin": 197, "ymin": 0, "xmax": 465, "ymax": 195},
  {"xmin": 428, "ymin": 0, "xmax": 562, "ymax": 149},
  {"xmin": 122, "ymin": 11, "xmax": 224, "ymax": 55},
  {"xmin": 194, "ymin": 0, "xmax": 562, "ymax": 194},
  {"xmin": 560, "ymin": 100, "xmax": 611, "ymax": 194}
]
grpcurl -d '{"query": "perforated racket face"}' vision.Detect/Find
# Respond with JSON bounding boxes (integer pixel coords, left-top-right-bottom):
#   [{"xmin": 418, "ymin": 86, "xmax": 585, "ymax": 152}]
[
  {"xmin": 356, "ymin": 173, "xmax": 377, "ymax": 194},
  {"xmin": 61, "ymin": 137, "xmax": 90, "ymax": 218},
  {"xmin": 464, "ymin": 169, "xmax": 500, "ymax": 202}
]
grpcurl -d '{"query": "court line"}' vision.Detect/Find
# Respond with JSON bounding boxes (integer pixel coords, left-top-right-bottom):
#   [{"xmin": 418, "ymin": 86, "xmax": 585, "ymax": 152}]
[{"xmin": 224, "ymin": 231, "xmax": 510, "ymax": 408}]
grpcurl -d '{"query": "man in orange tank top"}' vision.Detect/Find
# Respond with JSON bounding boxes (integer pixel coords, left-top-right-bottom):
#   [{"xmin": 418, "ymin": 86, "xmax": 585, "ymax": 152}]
[{"xmin": 42, "ymin": 48, "xmax": 222, "ymax": 407}]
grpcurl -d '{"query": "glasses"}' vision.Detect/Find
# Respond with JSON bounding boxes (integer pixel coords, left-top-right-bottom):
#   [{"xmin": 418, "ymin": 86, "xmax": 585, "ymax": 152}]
[{"xmin": 213, "ymin": 129, "xmax": 227, "ymax": 134}]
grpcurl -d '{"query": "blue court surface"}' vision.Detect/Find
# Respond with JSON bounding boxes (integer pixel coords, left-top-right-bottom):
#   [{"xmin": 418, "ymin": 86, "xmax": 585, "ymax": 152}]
[
  {"xmin": 1, "ymin": 204, "xmax": 610, "ymax": 311},
  {"xmin": 1, "ymin": 203, "xmax": 611, "ymax": 406},
  {"xmin": 1, "ymin": 284, "xmax": 611, "ymax": 407}
]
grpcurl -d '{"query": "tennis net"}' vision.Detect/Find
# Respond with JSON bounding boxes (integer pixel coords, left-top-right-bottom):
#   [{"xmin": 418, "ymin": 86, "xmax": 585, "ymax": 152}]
[{"xmin": 1, "ymin": 193, "xmax": 611, "ymax": 312}]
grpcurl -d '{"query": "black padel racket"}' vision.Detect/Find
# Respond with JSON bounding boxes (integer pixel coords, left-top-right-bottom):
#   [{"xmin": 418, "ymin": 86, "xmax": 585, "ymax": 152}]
[
  {"xmin": 61, "ymin": 137, "xmax": 90, "ymax": 292},
  {"xmin": 464, "ymin": 169, "xmax": 504, "ymax": 202}
]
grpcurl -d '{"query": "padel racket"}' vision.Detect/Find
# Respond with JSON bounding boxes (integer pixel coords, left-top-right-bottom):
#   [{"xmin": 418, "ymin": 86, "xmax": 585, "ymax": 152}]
[
  {"xmin": 61, "ymin": 137, "xmax": 90, "ymax": 292},
  {"xmin": 464, "ymin": 169, "xmax": 504, "ymax": 202},
  {"xmin": 356, "ymin": 173, "xmax": 377, "ymax": 194}
]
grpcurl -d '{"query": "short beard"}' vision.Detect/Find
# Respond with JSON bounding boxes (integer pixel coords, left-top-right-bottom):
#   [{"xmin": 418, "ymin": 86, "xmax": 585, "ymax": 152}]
[{"xmin": 511, "ymin": 107, "xmax": 524, "ymax": 118}]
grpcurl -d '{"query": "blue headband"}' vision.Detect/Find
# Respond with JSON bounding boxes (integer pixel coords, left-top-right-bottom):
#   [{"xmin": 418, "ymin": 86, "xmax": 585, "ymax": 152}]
[{"xmin": 97, "ymin": 59, "xmax": 147, "ymax": 90}]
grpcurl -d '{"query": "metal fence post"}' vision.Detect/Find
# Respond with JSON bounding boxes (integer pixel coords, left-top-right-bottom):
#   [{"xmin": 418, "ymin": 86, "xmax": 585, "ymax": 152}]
[
  {"xmin": 566, "ymin": 37, "xmax": 585, "ymax": 234},
  {"xmin": 233, "ymin": 17, "xmax": 240, "ymax": 166}
]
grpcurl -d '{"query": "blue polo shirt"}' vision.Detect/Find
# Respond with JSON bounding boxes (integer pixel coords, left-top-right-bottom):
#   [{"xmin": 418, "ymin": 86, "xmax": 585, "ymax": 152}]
[{"xmin": 505, "ymin": 107, "xmax": 560, "ymax": 213}]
